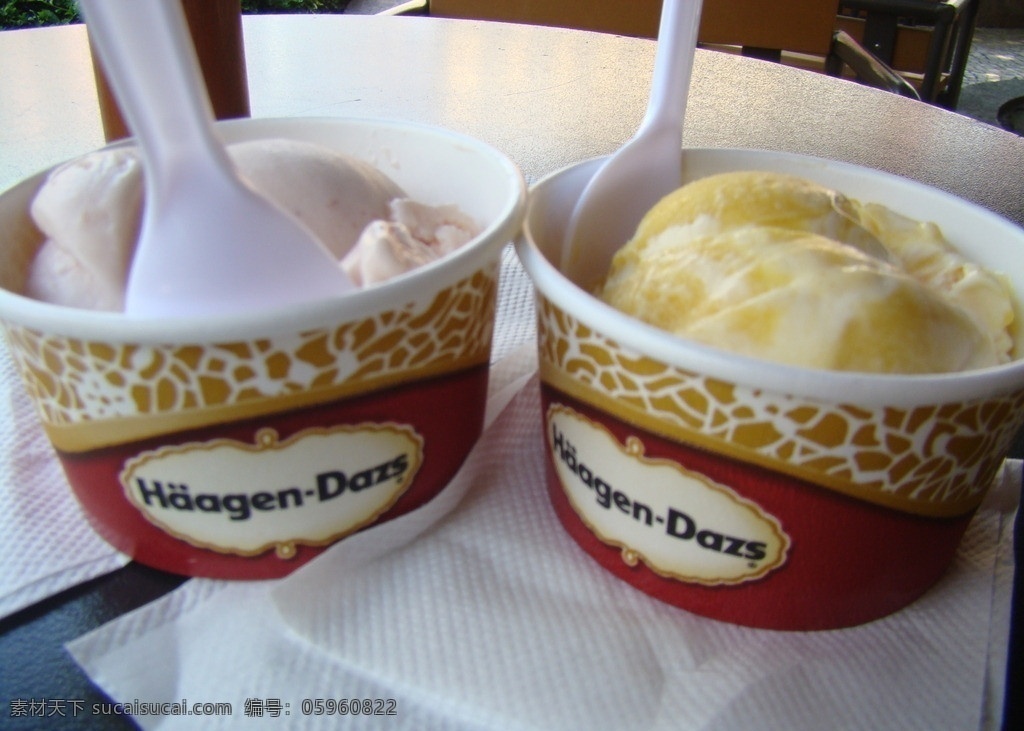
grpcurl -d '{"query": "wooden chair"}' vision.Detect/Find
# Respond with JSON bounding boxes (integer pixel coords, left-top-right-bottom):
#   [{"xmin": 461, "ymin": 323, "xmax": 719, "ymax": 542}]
[
  {"xmin": 381, "ymin": 0, "xmax": 662, "ymax": 38},
  {"xmin": 699, "ymin": 0, "xmax": 838, "ymax": 60},
  {"xmin": 383, "ymin": 0, "xmax": 918, "ymax": 100},
  {"xmin": 836, "ymin": 0, "xmax": 981, "ymax": 108}
]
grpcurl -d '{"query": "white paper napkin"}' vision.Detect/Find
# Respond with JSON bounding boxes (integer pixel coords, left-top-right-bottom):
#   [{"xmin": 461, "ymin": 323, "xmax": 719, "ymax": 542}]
[
  {"xmin": 0, "ymin": 340, "xmax": 129, "ymax": 619},
  {"xmin": 68, "ymin": 343, "xmax": 1019, "ymax": 730}
]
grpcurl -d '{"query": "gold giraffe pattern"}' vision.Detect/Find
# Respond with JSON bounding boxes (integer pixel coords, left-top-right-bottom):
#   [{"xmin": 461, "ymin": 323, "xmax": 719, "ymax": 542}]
[
  {"xmin": 536, "ymin": 296, "xmax": 1024, "ymax": 518},
  {"xmin": 3, "ymin": 271, "xmax": 496, "ymax": 451}
]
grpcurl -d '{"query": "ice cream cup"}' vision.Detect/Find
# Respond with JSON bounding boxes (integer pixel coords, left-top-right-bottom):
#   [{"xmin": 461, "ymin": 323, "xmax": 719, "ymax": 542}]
[
  {"xmin": 515, "ymin": 149, "xmax": 1024, "ymax": 630},
  {"xmin": 0, "ymin": 117, "xmax": 525, "ymax": 579}
]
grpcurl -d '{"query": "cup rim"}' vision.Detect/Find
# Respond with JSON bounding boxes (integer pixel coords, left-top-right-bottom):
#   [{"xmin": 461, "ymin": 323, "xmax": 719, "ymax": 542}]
[
  {"xmin": 516, "ymin": 149, "xmax": 1024, "ymax": 407},
  {"xmin": 0, "ymin": 116, "xmax": 527, "ymax": 342}
]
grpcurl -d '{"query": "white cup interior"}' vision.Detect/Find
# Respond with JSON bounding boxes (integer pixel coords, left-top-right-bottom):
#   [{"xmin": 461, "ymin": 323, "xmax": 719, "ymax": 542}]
[
  {"xmin": 0, "ymin": 117, "xmax": 527, "ymax": 343},
  {"xmin": 517, "ymin": 149, "xmax": 1024, "ymax": 406}
]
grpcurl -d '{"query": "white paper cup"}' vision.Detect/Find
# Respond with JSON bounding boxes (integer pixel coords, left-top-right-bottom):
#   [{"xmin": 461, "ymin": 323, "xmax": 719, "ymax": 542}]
[
  {"xmin": 0, "ymin": 117, "xmax": 526, "ymax": 578},
  {"xmin": 516, "ymin": 149, "xmax": 1024, "ymax": 629}
]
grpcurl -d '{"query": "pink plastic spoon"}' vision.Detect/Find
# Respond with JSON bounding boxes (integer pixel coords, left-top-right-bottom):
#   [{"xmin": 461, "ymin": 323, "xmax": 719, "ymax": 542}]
[{"xmin": 79, "ymin": 0, "xmax": 354, "ymax": 317}]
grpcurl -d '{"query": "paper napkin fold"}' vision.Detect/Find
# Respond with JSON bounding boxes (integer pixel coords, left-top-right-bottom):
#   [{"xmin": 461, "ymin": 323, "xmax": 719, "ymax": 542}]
[{"xmin": 0, "ymin": 344, "xmax": 128, "ymax": 619}]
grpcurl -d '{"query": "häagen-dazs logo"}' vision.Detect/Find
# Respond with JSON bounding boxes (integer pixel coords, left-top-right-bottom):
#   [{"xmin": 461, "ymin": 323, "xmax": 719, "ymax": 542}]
[
  {"xmin": 548, "ymin": 404, "xmax": 790, "ymax": 585},
  {"xmin": 120, "ymin": 423, "xmax": 423, "ymax": 558}
]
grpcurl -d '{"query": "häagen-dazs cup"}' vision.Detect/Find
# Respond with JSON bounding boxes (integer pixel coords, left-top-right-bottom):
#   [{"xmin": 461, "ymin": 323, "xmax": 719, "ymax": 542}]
[
  {"xmin": 0, "ymin": 117, "xmax": 525, "ymax": 579},
  {"xmin": 516, "ymin": 149, "xmax": 1024, "ymax": 630}
]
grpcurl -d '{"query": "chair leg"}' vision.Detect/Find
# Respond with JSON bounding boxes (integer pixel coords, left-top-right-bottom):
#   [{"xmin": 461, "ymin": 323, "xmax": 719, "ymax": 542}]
[
  {"xmin": 918, "ymin": 5, "xmax": 956, "ymax": 103},
  {"xmin": 937, "ymin": 0, "xmax": 981, "ymax": 109},
  {"xmin": 860, "ymin": 10, "xmax": 899, "ymax": 62}
]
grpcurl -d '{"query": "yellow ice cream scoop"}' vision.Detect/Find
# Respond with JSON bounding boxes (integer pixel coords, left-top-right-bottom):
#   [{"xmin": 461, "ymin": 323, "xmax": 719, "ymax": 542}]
[{"xmin": 599, "ymin": 171, "xmax": 1015, "ymax": 374}]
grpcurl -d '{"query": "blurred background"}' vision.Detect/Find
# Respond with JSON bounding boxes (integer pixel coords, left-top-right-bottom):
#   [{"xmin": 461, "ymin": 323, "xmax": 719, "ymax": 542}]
[{"xmin": 1, "ymin": 0, "xmax": 1021, "ymax": 131}]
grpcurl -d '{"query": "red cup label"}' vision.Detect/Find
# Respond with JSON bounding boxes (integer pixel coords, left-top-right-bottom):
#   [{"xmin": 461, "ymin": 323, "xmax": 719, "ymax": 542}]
[
  {"xmin": 548, "ymin": 404, "xmax": 790, "ymax": 585},
  {"xmin": 119, "ymin": 423, "xmax": 423, "ymax": 559}
]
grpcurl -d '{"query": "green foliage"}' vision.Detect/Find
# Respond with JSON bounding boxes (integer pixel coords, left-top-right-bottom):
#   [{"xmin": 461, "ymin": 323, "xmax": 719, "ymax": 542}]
[
  {"xmin": 0, "ymin": 0, "xmax": 80, "ymax": 29},
  {"xmin": 0, "ymin": 1, "xmax": 351, "ymax": 30},
  {"xmin": 240, "ymin": 0, "xmax": 349, "ymax": 13}
]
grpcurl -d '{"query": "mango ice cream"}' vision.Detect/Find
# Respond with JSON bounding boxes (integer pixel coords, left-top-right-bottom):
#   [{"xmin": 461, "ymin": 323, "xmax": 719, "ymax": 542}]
[{"xmin": 597, "ymin": 171, "xmax": 1015, "ymax": 374}]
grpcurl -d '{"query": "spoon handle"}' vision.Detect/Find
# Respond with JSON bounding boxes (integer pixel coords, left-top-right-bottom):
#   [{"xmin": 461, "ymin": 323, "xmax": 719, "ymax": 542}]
[
  {"xmin": 638, "ymin": 0, "xmax": 702, "ymax": 136},
  {"xmin": 79, "ymin": 0, "xmax": 233, "ymax": 188}
]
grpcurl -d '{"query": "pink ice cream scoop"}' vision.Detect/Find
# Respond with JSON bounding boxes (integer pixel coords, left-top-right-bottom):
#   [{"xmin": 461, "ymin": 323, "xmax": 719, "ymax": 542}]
[{"xmin": 26, "ymin": 138, "xmax": 481, "ymax": 311}]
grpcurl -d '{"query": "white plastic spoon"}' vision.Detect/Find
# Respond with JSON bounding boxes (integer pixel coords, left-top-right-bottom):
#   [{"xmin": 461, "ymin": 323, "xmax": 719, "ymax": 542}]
[
  {"xmin": 79, "ymin": 0, "xmax": 353, "ymax": 317},
  {"xmin": 561, "ymin": 0, "xmax": 703, "ymax": 290}
]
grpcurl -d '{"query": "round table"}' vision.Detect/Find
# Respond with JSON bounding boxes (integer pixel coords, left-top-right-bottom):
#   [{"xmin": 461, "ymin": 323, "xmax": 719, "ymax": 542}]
[
  {"xmin": 3, "ymin": 15, "xmax": 1024, "ymax": 225},
  {"xmin": 0, "ymin": 14, "xmax": 1021, "ymax": 730}
]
